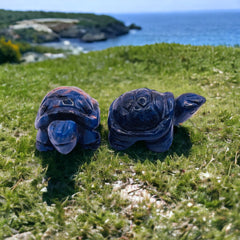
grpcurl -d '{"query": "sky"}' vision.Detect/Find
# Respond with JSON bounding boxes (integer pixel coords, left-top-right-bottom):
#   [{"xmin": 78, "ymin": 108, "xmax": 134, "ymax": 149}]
[{"xmin": 0, "ymin": 0, "xmax": 240, "ymax": 13}]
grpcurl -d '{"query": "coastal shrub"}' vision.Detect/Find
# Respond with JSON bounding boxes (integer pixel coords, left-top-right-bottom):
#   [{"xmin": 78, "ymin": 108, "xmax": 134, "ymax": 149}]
[
  {"xmin": 14, "ymin": 28, "xmax": 58, "ymax": 44},
  {"xmin": 16, "ymin": 41, "xmax": 63, "ymax": 54},
  {"xmin": 0, "ymin": 37, "xmax": 21, "ymax": 64}
]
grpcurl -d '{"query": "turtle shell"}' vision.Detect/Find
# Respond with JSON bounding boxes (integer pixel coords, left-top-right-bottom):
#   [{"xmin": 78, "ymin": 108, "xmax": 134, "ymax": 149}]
[
  {"xmin": 108, "ymin": 88, "xmax": 175, "ymax": 151},
  {"xmin": 35, "ymin": 86, "xmax": 100, "ymax": 130}
]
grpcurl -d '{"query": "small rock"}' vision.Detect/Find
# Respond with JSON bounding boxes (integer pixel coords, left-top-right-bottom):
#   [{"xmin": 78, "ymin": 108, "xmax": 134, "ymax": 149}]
[
  {"xmin": 128, "ymin": 23, "xmax": 142, "ymax": 30},
  {"xmin": 5, "ymin": 232, "xmax": 35, "ymax": 240},
  {"xmin": 41, "ymin": 228, "xmax": 57, "ymax": 240},
  {"xmin": 22, "ymin": 52, "xmax": 44, "ymax": 63},
  {"xmin": 43, "ymin": 53, "xmax": 65, "ymax": 59},
  {"xmin": 199, "ymin": 172, "xmax": 212, "ymax": 180},
  {"xmin": 81, "ymin": 32, "xmax": 107, "ymax": 42},
  {"xmin": 40, "ymin": 186, "xmax": 48, "ymax": 192},
  {"xmin": 59, "ymin": 25, "xmax": 86, "ymax": 38}
]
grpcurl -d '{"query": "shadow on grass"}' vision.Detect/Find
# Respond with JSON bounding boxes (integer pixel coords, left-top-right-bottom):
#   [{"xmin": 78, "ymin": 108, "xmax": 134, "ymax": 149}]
[
  {"xmin": 35, "ymin": 145, "xmax": 95, "ymax": 205},
  {"xmin": 117, "ymin": 126, "xmax": 192, "ymax": 163},
  {"xmin": 35, "ymin": 126, "xmax": 191, "ymax": 204}
]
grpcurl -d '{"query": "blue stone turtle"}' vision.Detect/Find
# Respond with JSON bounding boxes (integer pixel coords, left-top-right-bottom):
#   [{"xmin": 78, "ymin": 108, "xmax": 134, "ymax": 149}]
[
  {"xmin": 108, "ymin": 88, "xmax": 206, "ymax": 152},
  {"xmin": 35, "ymin": 86, "xmax": 100, "ymax": 154}
]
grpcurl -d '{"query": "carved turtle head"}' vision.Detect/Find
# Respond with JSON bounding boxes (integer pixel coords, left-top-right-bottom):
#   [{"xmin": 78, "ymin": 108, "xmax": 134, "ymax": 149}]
[{"xmin": 174, "ymin": 93, "xmax": 206, "ymax": 126}]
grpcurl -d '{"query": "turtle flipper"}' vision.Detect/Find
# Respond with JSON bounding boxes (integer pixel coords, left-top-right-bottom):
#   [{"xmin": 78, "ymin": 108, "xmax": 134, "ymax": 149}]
[
  {"xmin": 36, "ymin": 129, "xmax": 54, "ymax": 151},
  {"xmin": 108, "ymin": 131, "xmax": 136, "ymax": 151},
  {"xmin": 145, "ymin": 126, "xmax": 173, "ymax": 152},
  {"xmin": 174, "ymin": 93, "xmax": 206, "ymax": 126},
  {"xmin": 36, "ymin": 141, "xmax": 54, "ymax": 152},
  {"xmin": 81, "ymin": 129, "xmax": 101, "ymax": 150}
]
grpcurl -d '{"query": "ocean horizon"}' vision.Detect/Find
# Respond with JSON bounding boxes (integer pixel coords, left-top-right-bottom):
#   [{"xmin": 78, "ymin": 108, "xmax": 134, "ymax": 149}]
[{"xmin": 42, "ymin": 10, "xmax": 240, "ymax": 51}]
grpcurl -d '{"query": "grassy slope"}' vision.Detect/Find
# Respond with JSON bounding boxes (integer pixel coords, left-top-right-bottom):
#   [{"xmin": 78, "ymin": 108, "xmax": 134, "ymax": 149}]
[{"xmin": 0, "ymin": 43, "xmax": 239, "ymax": 239}]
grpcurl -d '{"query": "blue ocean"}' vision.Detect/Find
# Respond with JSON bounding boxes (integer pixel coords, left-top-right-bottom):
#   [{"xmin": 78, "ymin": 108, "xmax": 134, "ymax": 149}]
[{"xmin": 43, "ymin": 11, "xmax": 240, "ymax": 51}]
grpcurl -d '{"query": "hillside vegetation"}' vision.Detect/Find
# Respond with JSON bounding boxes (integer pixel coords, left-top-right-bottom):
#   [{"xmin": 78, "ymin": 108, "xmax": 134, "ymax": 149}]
[
  {"xmin": 0, "ymin": 9, "xmax": 120, "ymax": 29},
  {"xmin": 0, "ymin": 43, "xmax": 240, "ymax": 239},
  {"xmin": 0, "ymin": 9, "xmax": 132, "ymax": 44}
]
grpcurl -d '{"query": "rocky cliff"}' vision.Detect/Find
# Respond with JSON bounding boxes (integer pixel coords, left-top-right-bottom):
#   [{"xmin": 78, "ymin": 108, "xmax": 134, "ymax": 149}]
[{"xmin": 0, "ymin": 10, "xmax": 141, "ymax": 43}]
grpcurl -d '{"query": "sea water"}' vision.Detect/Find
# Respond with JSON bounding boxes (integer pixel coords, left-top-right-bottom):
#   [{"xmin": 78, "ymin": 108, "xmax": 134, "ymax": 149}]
[{"xmin": 42, "ymin": 10, "xmax": 240, "ymax": 51}]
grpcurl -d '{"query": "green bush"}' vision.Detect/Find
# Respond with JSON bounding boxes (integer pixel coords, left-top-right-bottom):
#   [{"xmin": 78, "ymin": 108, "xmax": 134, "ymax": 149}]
[{"xmin": 0, "ymin": 38, "xmax": 21, "ymax": 64}]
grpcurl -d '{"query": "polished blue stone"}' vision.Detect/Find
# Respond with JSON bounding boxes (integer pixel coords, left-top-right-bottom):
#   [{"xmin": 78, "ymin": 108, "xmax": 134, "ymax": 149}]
[
  {"xmin": 108, "ymin": 88, "xmax": 206, "ymax": 152},
  {"xmin": 35, "ymin": 86, "xmax": 100, "ymax": 154}
]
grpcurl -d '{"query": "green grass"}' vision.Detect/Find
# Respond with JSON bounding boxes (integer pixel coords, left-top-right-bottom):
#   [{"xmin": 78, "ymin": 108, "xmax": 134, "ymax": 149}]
[{"xmin": 0, "ymin": 43, "xmax": 239, "ymax": 239}]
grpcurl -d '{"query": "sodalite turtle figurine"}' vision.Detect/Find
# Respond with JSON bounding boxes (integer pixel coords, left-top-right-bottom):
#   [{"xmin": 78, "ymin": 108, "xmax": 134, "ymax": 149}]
[
  {"xmin": 108, "ymin": 88, "xmax": 206, "ymax": 152},
  {"xmin": 35, "ymin": 86, "xmax": 100, "ymax": 154}
]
